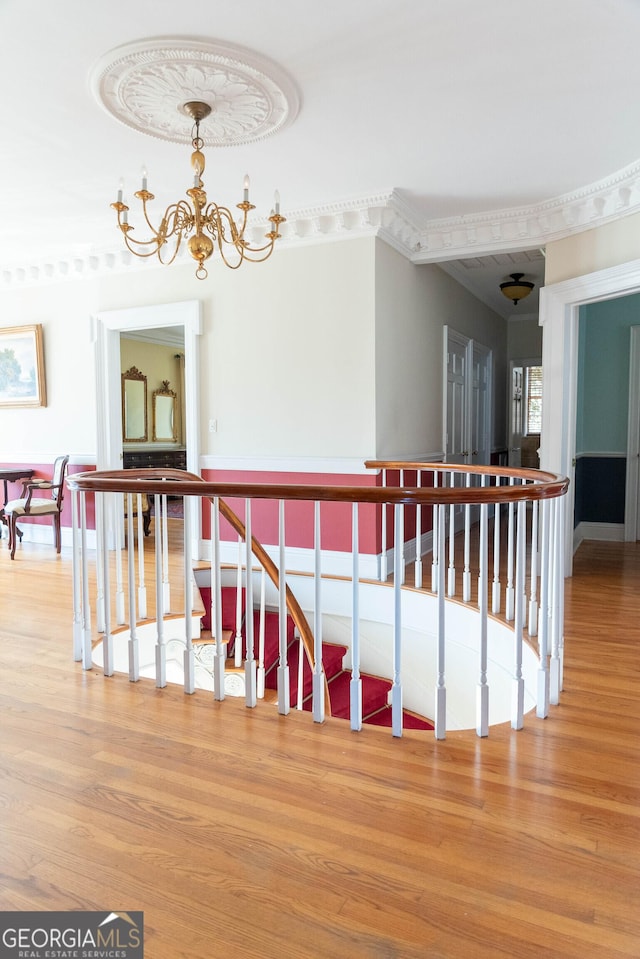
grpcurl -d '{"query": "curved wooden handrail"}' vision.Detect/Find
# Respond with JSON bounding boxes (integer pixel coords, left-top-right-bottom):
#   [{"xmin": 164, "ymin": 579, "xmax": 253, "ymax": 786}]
[
  {"xmin": 68, "ymin": 464, "xmax": 569, "ymax": 716},
  {"xmin": 365, "ymin": 460, "xmax": 569, "ymax": 502},
  {"xmin": 68, "ymin": 465, "xmax": 569, "ymax": 506}
]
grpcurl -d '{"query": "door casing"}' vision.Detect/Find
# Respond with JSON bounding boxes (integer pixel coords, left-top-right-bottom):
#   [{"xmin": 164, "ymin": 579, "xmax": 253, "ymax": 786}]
[{"xmin": 93, "ymin": 299, "xmax": 203, "ymax": 556}]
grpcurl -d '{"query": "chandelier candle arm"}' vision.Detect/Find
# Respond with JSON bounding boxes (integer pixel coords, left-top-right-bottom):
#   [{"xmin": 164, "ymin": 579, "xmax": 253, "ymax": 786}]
[{"xmin": 110, "ymin": 100, "xmax": 285, "ymax": 281}]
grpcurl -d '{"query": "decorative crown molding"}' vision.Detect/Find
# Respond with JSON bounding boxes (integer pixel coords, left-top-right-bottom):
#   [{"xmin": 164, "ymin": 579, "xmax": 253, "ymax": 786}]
[
  {"xmin": 411, "ymin": 158, "xmax": 640, "ymax": 263},
  {"xmin": 89, "ymin": 36, "xmax": 300, "ymax": 146},
  {"xmin": 4, "ymin": 164, "xmax": 640, "ymax": 289}
]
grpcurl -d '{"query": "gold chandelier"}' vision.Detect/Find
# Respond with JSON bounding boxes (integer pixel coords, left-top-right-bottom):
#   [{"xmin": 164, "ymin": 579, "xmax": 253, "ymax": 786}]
[{"xmin": 110, "ymin": 101, "xmax": 285, "ymax": 280}]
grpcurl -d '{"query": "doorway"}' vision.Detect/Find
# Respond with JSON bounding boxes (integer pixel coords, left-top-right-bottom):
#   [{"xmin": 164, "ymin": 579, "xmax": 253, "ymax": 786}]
[
  {"xmin": 508, "ymin": 359, "xmax": 542, "ymax": 468},
  {"xmin": 539, "ymin": 260, "xmax": 640, "ymax": 573},
  {"xmin": 443, "ymin": 326, "xmax": 492, "ymax": 466},
  {"xmin": 625, "ymin": 325, "xmax": 640, "ymax": 540},
  {"xmin": 93, "ymin": 299, "xmax": 203, "ymax": 556}
]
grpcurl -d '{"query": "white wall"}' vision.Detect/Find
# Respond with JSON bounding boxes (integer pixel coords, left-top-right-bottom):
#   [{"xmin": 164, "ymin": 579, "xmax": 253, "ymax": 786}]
[
  {"xmin": 0, "ymin": 234, "xmax": 506, "ymax": 469},
  {"xmin": 0, "ymin": 239, "xmax": 377, "ymax": 465},
  {"xmin": 374, "ymin": 242, "xmax": 507, "ymax": 458},
  {"xmin": 199, "ymin": 237, "xmax": 376, "ymax": 459},
  {"xmin": 0, "ymin": 279, "xmax": 99, "ymax": 460},
  {"xmin": 545, "ymin": 212, "xmax": 640, "ymax": 285}
]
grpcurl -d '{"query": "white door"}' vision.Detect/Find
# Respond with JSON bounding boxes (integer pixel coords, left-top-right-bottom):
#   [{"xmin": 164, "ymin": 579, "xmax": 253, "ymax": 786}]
[
  {"xmin": 444, "ymin": 327, "xmax": 493, "ymax": 466},
  {"xmin": 509, "ymin": 364, "xmax": 524, "ymax": 467},
  {"xmin": 444, "ymin": 327, "xmax": 470, "ymax": 465},
  {"xmin": 472, "ymin": 343, "xmax": 492, "ymax": 465}
]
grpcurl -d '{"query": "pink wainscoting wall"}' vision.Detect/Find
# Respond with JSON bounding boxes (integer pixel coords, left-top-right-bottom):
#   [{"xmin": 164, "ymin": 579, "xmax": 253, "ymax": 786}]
[
  {"xmin": 200, "ymin": 469, "xmax": 382, "ymax": 555},
  {"xmin": 380, "ymin": 469, "xmax": 435, "ymax": 550}
]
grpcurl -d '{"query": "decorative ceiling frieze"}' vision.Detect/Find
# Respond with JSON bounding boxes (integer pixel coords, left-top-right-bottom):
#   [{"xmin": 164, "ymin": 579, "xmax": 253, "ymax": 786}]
[{"xmin": 3, "ymin": 162, "xmax": 640, "ymax": 288}]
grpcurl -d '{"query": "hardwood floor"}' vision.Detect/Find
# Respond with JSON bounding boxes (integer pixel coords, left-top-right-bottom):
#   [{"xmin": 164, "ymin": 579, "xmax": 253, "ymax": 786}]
[{"xmin": 1, "ymin": 529, "xmax": 639, "ymax": 958}]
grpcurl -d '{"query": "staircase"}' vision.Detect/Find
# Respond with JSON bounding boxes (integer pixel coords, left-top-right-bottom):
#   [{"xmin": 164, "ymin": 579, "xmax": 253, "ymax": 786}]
[{"xmin": 199, "ymin": 585, "xmax": 433, "ymax": 730}]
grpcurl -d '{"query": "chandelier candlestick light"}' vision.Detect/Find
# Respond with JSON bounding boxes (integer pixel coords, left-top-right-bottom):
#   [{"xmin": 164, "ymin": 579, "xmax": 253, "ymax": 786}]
[{"xmin": 110, "ymin": 101, "xmax": 285, "ymax": 280}]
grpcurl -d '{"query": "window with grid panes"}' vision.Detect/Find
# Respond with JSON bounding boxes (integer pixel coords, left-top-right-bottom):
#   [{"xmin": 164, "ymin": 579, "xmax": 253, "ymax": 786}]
[{"xmin": 525, "ymin": 366, "xmax": 542, "ymax": 434}]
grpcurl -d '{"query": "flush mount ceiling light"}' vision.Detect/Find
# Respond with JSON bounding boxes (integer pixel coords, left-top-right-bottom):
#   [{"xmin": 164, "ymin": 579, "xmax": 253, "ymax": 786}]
[
  {"xmin": 499, "ymin": 272, "xmax": 535, "ymax": 306},
  {"xmin": 90, "ymin": 37, "xmax": 300, "ymax": 279}
]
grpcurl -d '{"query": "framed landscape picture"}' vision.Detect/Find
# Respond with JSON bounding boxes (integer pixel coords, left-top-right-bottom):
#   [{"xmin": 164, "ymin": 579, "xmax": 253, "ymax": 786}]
[{"xmin": 0, "ymin": 324, "xmax": 47, "ymax": 408}]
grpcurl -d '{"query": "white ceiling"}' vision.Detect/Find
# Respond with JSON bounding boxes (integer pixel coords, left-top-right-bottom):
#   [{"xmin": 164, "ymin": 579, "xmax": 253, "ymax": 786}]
[{"xmin": 2, "ymin": 0, "xmax": 640, "ymax": 317}]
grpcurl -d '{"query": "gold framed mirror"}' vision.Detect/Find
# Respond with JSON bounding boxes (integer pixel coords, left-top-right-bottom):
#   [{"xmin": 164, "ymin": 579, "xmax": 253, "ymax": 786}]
[
  {"xmin": 152, "ymin": 380, "xmax": 177, "ymax": 442},
  {"xmin": 122, "ymin": 366, "xmax": 147, "ymax": 442}
]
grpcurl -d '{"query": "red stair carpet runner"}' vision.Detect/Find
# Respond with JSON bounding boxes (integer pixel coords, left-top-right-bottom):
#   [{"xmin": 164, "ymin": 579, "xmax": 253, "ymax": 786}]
[{"xmin": 199, "ymin": 585, "xmax": 433, "ymax": 731}]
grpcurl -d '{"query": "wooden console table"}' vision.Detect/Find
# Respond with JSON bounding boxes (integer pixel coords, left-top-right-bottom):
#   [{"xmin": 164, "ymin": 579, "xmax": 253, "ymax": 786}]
[{"xmin": 0, "ymin": 467, "xmax": 35, "ymax": 541}]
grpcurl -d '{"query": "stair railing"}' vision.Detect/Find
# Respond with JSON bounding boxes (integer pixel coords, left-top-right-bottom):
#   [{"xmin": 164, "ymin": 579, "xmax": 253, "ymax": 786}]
[{"xmin": 68, "ymin": 463, "xmax": 569, "ymax": 739}]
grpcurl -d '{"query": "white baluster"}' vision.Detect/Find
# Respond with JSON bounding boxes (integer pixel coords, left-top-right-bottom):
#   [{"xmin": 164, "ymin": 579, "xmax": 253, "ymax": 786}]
[
  {"xmin": 161, "ymin": 493, "xmax": 170, "ymax": 612},
  {"xmin": 277, "ymin": 500, "xmax": 290, "ymax": 715},
  {"xmin": 115, "ymin": 492, "xmax": 125, "ymax": 624},
  {"xmin": 296, "ymin": 632, "xmax": 304, "ymax": 710},
  {"xmin": 556, "ymin": 494, "xmax": 566, "ymax": 692},
  {"xmin": 137, "ymin": 493, "xmax": 147, "ymax": 620},
  {"xmin": 431, "ymin": 471, "xmax": 439, "ymax": 592},
  {"xmin": 71, "ymin": 488, "xmax": 82, "ymax": 662},
  {"xmin": 380, "ymin": 468, "xmax": 388, "ymax": 581},
  {"xmin": 447, "ymin": 473, "xmax": 456, "ymax": 597},
  {"xmin": 505, "ymin": 479, "xmax": 516, "ymax": 620},
  {"xmin": 549, "ymin": 496, "xmax": 565, "ymax": 703},
  {"xmin": 244, "ymin": 500, "xmax": 257, "ymax": 708},
  {"xmin": 154, "ymin": 493, "xmax": 166, "ymax": 688},
  {"xmin": 80, "ymin": 491, "xmax": 93, "ymax": 670},
  {"xmin": 536, "ymin": 498, "xmax": 550, "ymax": 718},
  {"xmin": 313, "ymin": 500, "xmax": 325, "ymax": 723},
  {"xmin": 95, "ymin": 493, "xmax": 105, "ymax": 634},
  {"xmin": 463, "ymin": 473, "xmax": 471, "ymax": 602},
  {"xmin": 476, "ymin": 502, "xmax": 489, "ymax": 737},
  {"xmin": 528, "ymin": 499, "xmax": 539, "ymax": 636},
  {"xmin": 392, "ymin": 503, "xmax": 403, "ymax": 737},
  {"xmin": 511, "ymin": 500, "xmax": 526, "ymax": 729},
  {"xmin": 183, "ymin": 497, "xmax": 194, "ymax": 695},
  {"xmin": 414, "ymin": 470, "xmax": 423, "ymax": 588},
  {"xmin": 399, "ymin": 469, "xmax": 406, "ymax": 585},
  {"xmin": 234, "ymin": 537, "xmax": 243, "ymax": 668},
  {"xmin": 126, "ymin": 494, "xmax": 139, "ymax": 682},
  {"xmin": 257, "ymin": 565, "xmax": 266, "ymax": 699},
  {"xmin": 435, "ymin": 503, "xmax": 447, "ymax": 739},
  {"xmin": 211, "ymin": 498, "xmax": 225, "ymax": 701},
  {"xmin": 101, "ymin": 493, "xmax": 114, "ymax": 677},
  {"xmin": 492, "ymin": 500, "xmax": 501, "ymax": 615},
  {"xmin": 350, "ymin": 502, "xmax": 362, "ymax": 731}
]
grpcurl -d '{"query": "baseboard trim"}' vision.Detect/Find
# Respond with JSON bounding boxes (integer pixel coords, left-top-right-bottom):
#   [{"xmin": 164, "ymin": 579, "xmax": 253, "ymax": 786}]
[{"xmin": 574, "ymin": 521, "xmax": 624, "ymax": 546}]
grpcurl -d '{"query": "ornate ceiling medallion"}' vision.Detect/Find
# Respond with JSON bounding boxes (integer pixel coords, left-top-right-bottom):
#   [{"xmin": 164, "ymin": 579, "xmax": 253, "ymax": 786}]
[{"xmin": 90, "ymin": 36, "xmax": 299, "ymax": 146}]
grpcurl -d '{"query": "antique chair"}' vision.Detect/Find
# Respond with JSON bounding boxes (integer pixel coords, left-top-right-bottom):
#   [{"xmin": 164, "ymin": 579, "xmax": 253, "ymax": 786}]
[
  {"xmin": 3, "ymin": 455, "xmax": 70, "ymax": 559},
  {"xmin": 124, "ymin": 491, "xmax": 151, "ymax": 537}
]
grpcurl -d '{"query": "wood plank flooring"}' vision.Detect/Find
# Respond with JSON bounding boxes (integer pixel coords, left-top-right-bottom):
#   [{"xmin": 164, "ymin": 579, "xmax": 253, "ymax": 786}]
[{"xmin": 1, "ymin": 528, "xmax": 639, "ymax": 958}]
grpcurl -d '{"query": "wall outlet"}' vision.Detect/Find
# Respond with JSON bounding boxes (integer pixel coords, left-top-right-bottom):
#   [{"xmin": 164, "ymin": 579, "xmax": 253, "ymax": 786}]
[{"xmin": 209, "ymin": 418, "xmax": 217, "ymax": 433}]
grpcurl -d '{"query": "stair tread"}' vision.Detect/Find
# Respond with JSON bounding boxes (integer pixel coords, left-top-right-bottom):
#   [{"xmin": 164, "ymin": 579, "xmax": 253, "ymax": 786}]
[
  {"xmin": 327, "ymin": 670, "xmax": 391, "ymax": 720},
  {"xmin": 363, "ymin": 705, "xmax": 434, "ymax": 730},
  {"xmin": 198, "ymin": 587, "xmax": 431, "ymax": 732}
]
